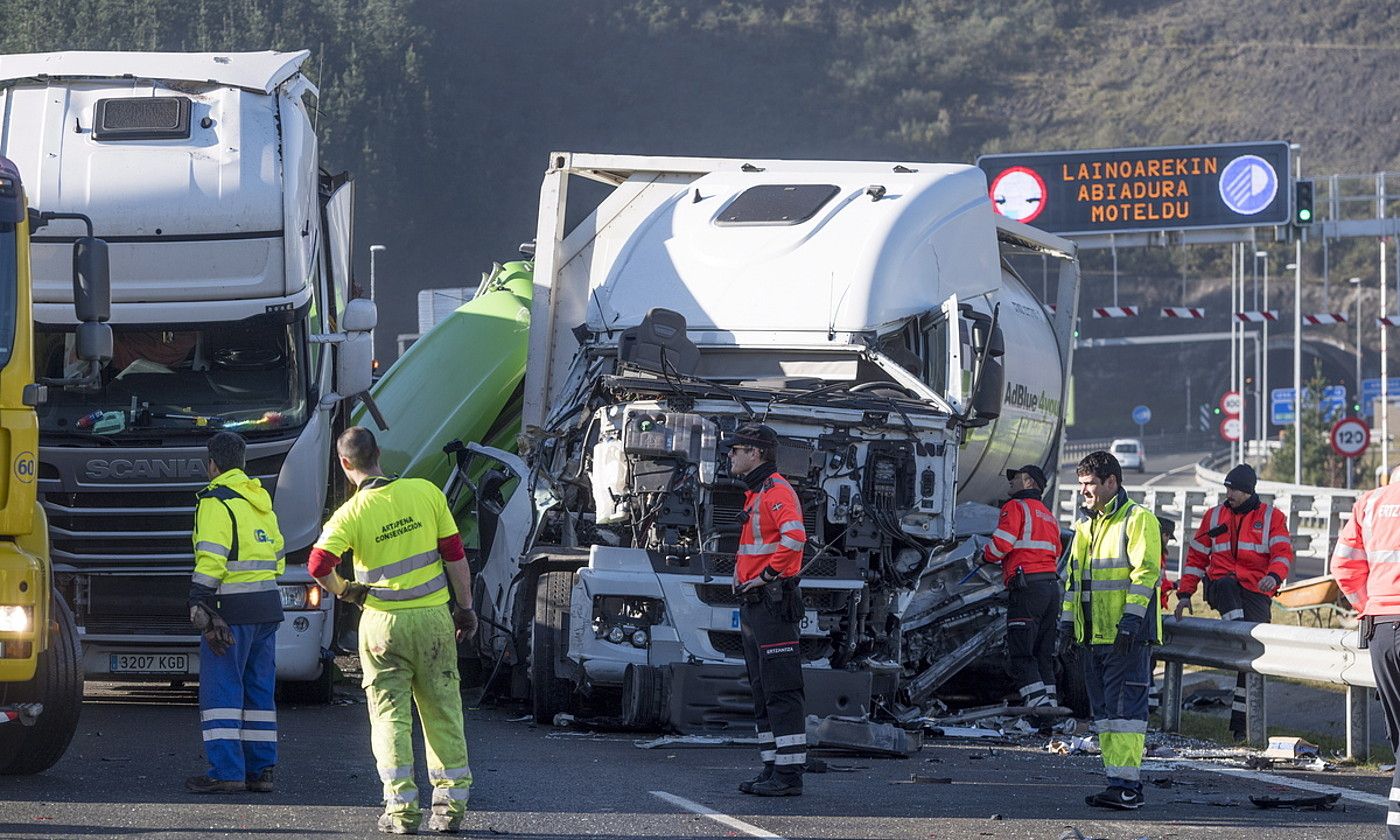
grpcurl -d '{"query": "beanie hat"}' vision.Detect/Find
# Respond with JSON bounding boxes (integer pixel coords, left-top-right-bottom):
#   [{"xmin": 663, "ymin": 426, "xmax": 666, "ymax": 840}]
[{"xmin": 1223, "ymin": 463, "xmax": 1257, "ymax": 494}]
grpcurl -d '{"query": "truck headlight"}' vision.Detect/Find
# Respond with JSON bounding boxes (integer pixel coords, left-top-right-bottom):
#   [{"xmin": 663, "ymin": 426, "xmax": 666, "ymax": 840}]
[
  {"xmin": 0, "ymin": 605, "xmax": 33, "ymax": 633},
  {"xmin": 279, "ymin": 584, "xmax": 323, "ymax": 611}
]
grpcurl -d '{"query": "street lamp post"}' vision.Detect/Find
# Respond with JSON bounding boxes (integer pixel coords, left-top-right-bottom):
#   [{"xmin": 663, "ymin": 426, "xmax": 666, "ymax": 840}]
[
  {"xmin": 369, "ymin": 244, "xmax": 387, "ymax": 360},
  {"xmin": 1256, "ymin": 250, "xmax": 1270, "ymax": 442},
  {"xmin": 1289, "ymin": 252, "xmax": 1302, "ymax": 485},
  {"xmin": 1350, "ymin": 276, "xmax": 1364, "ymax": 490}
]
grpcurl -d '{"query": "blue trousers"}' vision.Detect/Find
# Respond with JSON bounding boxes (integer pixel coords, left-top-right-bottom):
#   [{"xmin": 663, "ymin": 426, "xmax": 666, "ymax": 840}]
[
  {"xmin": 199, "ymin": 621, "xmax": 279, "ymax": 781},
  {"xmin": 1084, "ymin": 643, "xmax": 1152, "ymax": 791}
]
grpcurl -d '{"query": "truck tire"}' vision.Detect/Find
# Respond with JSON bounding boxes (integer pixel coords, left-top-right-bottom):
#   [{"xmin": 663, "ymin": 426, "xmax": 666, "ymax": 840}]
[
  {"xmin": 0, "ymin": 593, "xmax": 83, "ymax": 775},
  {"xmin": 530, "ymin": 570, "xmax": 576, "ymax": 724},
  {"xmin": 280, "ymin": 656, "xmax": 336, "ymax": 705},
  {"xmin": 621, "ymin": 664, "xmax": 670, "ymax": 730}
]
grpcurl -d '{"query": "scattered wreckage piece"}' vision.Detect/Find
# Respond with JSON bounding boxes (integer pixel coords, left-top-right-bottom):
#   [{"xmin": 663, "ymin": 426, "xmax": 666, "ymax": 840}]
[
  {"xmin": 807, "ymin": 715, "xmax": 923, "ymax": 757},
  {"xmin": 1249, "ymin": 792, "xmax": 1342, "ymax": 811},
  {"xmin": 930, "ymin": 701, "xmax": 1072, "ymax": 726}
]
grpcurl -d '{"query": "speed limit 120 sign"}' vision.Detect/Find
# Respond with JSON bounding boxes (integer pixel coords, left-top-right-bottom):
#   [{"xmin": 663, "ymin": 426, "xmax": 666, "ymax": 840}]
[{"xmin": 1330, "ymin": 417, "xmax": 1371, "ymax": 459}]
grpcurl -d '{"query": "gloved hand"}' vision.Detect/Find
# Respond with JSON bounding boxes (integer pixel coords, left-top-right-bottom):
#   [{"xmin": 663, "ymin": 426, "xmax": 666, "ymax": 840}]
[
  {"xmin": 1114, "ymin": 613, "xmax": 1144, "ymax": 657},
  {"xmin": 337, "ymin": 581, "xmax": 371, "ymax": 606},
  {"xmin": 452, "ymin": 603, "xmax": 479, "ymax": 642},
  {"xmin": 1055, "ymin": 621, "xmax": 1076, "ymax": 658},
  {"xmin": 190, "ymin": 604, "xmax": 234, "ymax": 656},
  {"xmin": 1257, "ymin": 573, "xmax": 1282, "ymax": 595},
  {"xmin": 1174, "ymin": 594, "xmax": 1193, "ymax": 619}
]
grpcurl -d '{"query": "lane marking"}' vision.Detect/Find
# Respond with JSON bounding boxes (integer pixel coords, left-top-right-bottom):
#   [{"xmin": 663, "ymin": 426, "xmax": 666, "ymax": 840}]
[
  {"xmin": 1146, "ymin": 760, "xmax": 1389, "ymax": 809},
  {"xmin": 650, "ymin": 790, "xmax": 786, "ymax": 839},
  {"xmin": 1143, "ymin": 460, "xmax": 1201, "ymax": 488}
]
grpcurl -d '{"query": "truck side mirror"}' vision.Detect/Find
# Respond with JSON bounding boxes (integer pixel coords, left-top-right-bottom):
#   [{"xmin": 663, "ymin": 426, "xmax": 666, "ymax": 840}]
[
  {"xmin": 342, "ymin": 298, "xmax": 376, "ymax": 332},
  {"xmin": 73, "ymin": 236, "xmax": 111, "ymax": 323},
  {"xmin": 968, "ymin": 356, "xmax": 1004, "ymax": 426},
  {"xmin": 75, "ymin": 321, "xmax": 113, "ymax": 364},
  {"xmin": 333, "ymin": 299, "xmax": 377, "ymax": 397}
]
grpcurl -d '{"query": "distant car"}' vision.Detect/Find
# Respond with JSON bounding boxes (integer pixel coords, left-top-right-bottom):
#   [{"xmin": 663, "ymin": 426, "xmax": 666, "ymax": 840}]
[{"xmin": 1111, "ymin": 438, "xmax": 1147, "ymax": 473}]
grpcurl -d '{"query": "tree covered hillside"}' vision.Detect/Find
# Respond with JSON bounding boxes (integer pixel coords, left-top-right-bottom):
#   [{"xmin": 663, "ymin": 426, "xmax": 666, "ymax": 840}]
[{"xmin": 1, "ymin": 0, "xmax": 1395, "ymax": 372}]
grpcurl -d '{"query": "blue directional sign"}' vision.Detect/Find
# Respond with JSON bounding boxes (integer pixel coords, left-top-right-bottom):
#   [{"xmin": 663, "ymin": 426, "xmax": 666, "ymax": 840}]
[
  {"xmin": 1361, "ymin": 378, "xmax": 1400, "ymax": 417},
  {"xmin": 1132, "ymin": 405, "xmax": 1152, "ymax": 426},
  {"xmin": 1271, "ymin": 386, "xmax": 1346, "ymax": 425}
]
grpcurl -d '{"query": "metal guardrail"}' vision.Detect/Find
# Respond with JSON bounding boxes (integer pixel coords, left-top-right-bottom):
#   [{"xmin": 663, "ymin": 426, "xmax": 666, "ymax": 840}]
[
  {"xmin": 1054, "ymin": 485, "xmax": 1360, "ymax": 577},
  {"xmin": 1155, "ymin": 616, "xmax": 1375, "ymax": 760}
]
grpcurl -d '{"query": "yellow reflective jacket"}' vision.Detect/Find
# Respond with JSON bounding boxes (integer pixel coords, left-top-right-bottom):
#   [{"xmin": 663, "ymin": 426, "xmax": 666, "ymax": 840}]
[
  {"xmin": 1061, "ymin": 490, "xmax": 1162, "ymax": 644},
  {"xmin": 191, "ymin": 468, "xmax": 285, "ymax": 623},
  {"xmin": 314, "ymin": 476, "xmax": 457, "ymax": 611}
]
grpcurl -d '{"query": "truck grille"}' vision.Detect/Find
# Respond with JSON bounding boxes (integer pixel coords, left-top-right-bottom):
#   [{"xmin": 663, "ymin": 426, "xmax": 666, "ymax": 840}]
[
  {"xmin": 38, "ymin": 450, "xmax": 286, "ymax": 568},
  {"xmin": 706, "ymin": 552, "xmax": 841, "ymax": 578},
  {"xmin": 81, "ymin": 575, "xmax": 192, "ymax": 634},
  {"xmin": 707, "ymin": 631, "xmax": 830, "ymax": 662},
  {"xmin": 694, "ymin": 584, "xmax": 850, "ymax": 611}
]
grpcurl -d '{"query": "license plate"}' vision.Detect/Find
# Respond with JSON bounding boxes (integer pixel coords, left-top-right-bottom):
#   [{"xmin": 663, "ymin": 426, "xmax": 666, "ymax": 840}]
[{"xmin": 109, "ymin": 653, "xmax": 189, "ymax": 674}]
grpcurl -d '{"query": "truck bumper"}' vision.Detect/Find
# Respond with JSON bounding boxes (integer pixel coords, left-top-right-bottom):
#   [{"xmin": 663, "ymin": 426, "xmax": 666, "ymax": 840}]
[{"xmin": 665, "ymin": 662, "xmax": 872, "ymax": 734}]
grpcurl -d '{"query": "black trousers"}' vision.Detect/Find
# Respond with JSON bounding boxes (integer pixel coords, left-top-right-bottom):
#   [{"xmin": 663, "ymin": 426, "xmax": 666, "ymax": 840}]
[
  {"xmin": 1204, "ymin": 576, "xmax": 1272, "ymax": 735},
  {"xmin": 1370, "ymin": 620, "xmax": 1400, "ymax": 838},
  {"xmin": 740, "ymin": 582, "xmax": 806, "ymax": 781},
  {"xmin": 1006, "ymin": 577, "xmax": 1062, "ymax": 704}
]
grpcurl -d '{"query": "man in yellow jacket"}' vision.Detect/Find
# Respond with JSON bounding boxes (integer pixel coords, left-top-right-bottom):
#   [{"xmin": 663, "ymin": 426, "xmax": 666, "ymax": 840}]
[
  {"xmin": 310, "ymin": 427, "xmax": 477, "ymax": 835},
  {"xmin": 1060, "ymin": 450, "xmax": 1161, "ymax": 810},
  {"xmin": 185, "ymin": 431, "xmax": 285, "ymax": 794}
]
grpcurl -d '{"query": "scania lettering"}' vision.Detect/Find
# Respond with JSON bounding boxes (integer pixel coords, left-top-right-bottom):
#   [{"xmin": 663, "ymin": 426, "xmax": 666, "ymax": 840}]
[{"xmin": 0, "ymin": 51, "xmax": 377, "ymax": 701}]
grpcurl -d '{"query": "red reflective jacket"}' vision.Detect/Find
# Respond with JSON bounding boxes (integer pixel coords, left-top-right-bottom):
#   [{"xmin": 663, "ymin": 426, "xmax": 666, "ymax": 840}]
[
  {"xmin": 1333, "ymin": 484, "xmax": 1400, "ymax": 616},
  {"xmin": 736, "ymin": 472, "xmax": 806, "ymax": 585},
  {"xmin": 983, "ymin": 494, "xmax": 1061, "ymax": 583},
  {"xmin": 1179, "ymin": 500, "xmax": 1293, "ymax": 597}
]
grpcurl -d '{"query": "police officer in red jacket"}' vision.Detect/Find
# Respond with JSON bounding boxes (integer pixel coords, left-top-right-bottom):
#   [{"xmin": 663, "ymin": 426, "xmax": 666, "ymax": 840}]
[
  {"xmin": 1333, "ymin": 467, "xmax": 1400, "ymax": 838},
  {"xmin": 984, "ymin": 464, "xmax": 1063, "ymax": 708},
  {"xmin": 727, "ymin": 424, "xmax": 807, "ymax": 797},
  {"xmin": 1174, "ymin": 463, "xmax": 1293, "ymax": 739}
]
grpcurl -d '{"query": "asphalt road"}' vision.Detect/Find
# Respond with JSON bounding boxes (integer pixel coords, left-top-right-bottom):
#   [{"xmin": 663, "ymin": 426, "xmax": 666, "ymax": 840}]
[{"xmin": 2, "ymin": 672, "xmax": 1396, "ymax": 840}]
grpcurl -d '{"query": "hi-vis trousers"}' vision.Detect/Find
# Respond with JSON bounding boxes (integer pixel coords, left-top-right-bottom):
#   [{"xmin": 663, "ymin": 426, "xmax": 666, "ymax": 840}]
[
  {"xmin": 199, "ymin": 621, "xmax": 279, "ymax": 782},
  {"xmin": 361, "ymin": 605, "xmax": 472, "ymax": 829}
]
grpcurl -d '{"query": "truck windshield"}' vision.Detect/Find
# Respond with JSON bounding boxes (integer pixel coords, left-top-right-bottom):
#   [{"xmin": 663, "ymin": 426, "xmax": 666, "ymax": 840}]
[
  {"xmin": 35, "ymin": 313, "xmax": 309, "ymax": 437},
  {"xmin": 0, "ymin": 224, "xmax": 17, "ymax": 372}
]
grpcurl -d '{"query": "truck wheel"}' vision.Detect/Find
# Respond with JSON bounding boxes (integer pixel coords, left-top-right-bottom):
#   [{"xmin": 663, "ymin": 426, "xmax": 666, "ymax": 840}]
[
  {"xmin": 621, "ymin": 664, "xmax": 670, "ymax": 730},
  {"xmin": 0, "ymin": 593, "xmax": 84, "ymax": 775},
  {"xmin": 530, "ymin": 570, "xmax": 576, "ymax": 724},
  {"xmin": 280, "ymin": 656, "xmax": 336, "ymax": 705}
]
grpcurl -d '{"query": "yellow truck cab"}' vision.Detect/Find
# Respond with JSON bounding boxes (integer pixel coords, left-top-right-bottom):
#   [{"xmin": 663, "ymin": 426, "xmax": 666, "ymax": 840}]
[{"xmin": 0, "ymin": 154, "xmax": 110, "ymax": 774}]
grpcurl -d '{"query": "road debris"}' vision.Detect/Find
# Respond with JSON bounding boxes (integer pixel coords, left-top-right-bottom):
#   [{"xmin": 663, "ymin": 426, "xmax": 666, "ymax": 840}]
[
  {"xmin": 632, "ymin": 734, "xmax": 761, "ymax": 749},
  {"xmin": 891, "ymin": 773, "xmax": 952, "ymax": 784},
  {"xmin": 926, "ymin": 725, "xmax": 1008, "ymax": 740},
  {"xmin": 1046, "ymin": 735, "xmax": 1099, "ymax": 756},
  {"xmin": 1249, "ymin": 792, "xmax": 1342, "ymax": 811},
  {"xmin": 807, "ymin": 715, "xmax": 923, "ymax": 757},
  {"xmin": 1263, "ymin": 736, "xmax": 1320, "ymax": 760},
  {"xmin": 1182, "ymin": 687, "xmax": 1232, "ymax": 709}
]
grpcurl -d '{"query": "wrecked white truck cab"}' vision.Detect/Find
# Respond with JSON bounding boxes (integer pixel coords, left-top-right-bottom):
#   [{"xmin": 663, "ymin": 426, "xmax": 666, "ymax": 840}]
[{"xmin": 465, "ymin": 153, "xmax": 1080, "ymax": 730}]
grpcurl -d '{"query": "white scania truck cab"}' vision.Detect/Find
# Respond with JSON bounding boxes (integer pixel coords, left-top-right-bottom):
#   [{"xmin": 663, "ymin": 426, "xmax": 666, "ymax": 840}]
[{"xmin": 0, "ymin": 51, "xmax": 375, "ymax": 699}]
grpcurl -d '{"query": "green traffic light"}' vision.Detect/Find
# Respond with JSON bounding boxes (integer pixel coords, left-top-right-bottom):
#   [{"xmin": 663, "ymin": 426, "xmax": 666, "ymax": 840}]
[
  {"xmin": 1213, "ymin": 407, "xmax": 1221, "ymax": 414},
  {"xmin": 1298, "ymin": 208, "xmax": 1313, "ymax": 222}
]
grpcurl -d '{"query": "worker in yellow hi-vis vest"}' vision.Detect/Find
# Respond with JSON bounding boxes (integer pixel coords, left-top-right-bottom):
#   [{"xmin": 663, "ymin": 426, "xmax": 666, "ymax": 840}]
[
  {"xmin": 1060, "ymin": 450, "xmax": 1161, "ymax": 811},
  {"xmin": 310, "ymin": 427, "xmax": 478, "ymax": 835}
]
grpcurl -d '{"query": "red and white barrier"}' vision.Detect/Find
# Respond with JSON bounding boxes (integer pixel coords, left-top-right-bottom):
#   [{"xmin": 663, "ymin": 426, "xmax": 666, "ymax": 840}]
[
  {"xmin": 1091, "ymin": 306, "xmax": 1139, "ymax": 319},
  {"xmin": 1379, "ymin": 317, "xmax": 1400, "ymax": 327},
  {"xmin": 1234, "ymin": 310, "xmax": 1279, "ymax": 322},
  {"xmin": 1303, "ymin": 313, "xmax": 1349, "ymax": 325},
  {"xmin": 1160, "ymin": 307, "xmax": 1205, "ymax": 319}
]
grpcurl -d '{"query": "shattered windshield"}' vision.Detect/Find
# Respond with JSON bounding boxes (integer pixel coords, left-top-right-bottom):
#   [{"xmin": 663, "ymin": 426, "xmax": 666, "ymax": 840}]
[{"xmin": 35, "ymin": 311, "xmax": 309, "ymax": 438}]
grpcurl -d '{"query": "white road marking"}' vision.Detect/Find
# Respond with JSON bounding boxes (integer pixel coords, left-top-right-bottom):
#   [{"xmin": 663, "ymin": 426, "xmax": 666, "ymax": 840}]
[
  {"xmin": 1143, "ymin": 460, "xmax": 1201, "ymax": 488},
  {"xmin": 650, "ymin": 790, "xmax": 786, "ymax": 839},
  {"xmin": 1145, "ymin": 760, "xmax": 1389, "ymax": 809}
]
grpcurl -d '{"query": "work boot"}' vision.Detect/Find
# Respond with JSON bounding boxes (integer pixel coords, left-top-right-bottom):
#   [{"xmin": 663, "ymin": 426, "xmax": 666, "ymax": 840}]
[
  {"xmin": 246, "ymin": 767, "xmax": 274, "ymax": 793},
  {"xmin": 184, "ymin": 774, "xmax": 246, "ymax": 794},
  {"xmin": 1084, "ymin": 786, "xmax": 1144, "ymax": 810},
  {"xmin": 749, "ymin": 775, "xmax": 802, "ymax": 797},
  {"xmin": 738, "ymin": 764, "xmax": 775, "ymax": 794},
  {"xmin": 377, "ymin": 813, "xmax": 419, "ymax": 835},
  {"xmin": 426, "ymin": 813, "xmax": 463, "ymax": 834}
]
